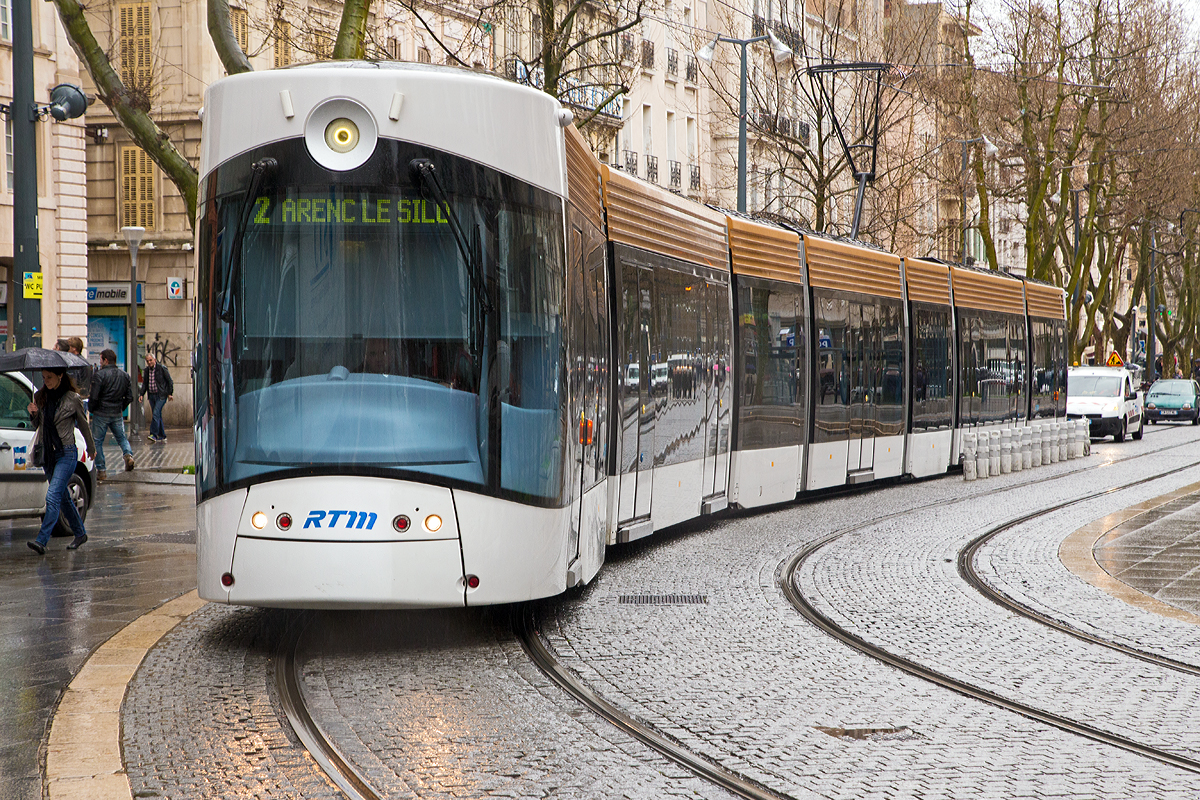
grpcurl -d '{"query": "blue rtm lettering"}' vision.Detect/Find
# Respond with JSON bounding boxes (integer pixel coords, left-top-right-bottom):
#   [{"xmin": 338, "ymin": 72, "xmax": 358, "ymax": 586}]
[{"xmin": 303, "ymin": 510, "xmax": 378, "ymax": 529}]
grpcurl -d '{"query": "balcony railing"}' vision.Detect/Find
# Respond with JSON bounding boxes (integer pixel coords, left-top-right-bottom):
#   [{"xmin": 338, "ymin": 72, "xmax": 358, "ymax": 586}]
[
  {"xmin": 798, "ymin": 120, "xmax": 810, "ymax": 145},
  {"xmin": 620, "ymin": 32, "xmax": 634, "ymax": 61},
  {"xmin": 645, "ymin": 154, "xmax": 659, "ymax": 184},
  {"xmin": 641, "ymin": 40, "xmax": 655, "ymax": 69},
  {"xmin": 686, "ymin": 55, "xmax": 698, "ymax": 82},
  {"xmin": 689, "ymin": 164, "xmax": 701, "ymax": 191},
  {"xmin": 751, "ymin": 15, "xmax": 799, "ymax": 51},
  {"xmin": 623, "ymin": 150, "xmax": 639, "ymax": 177},
  {"xmin": 666, "ymin": 48, "xmax": 678, "ymax": 76},
  {"xmin": 669, "ymin": 160, "xmax": 682, "ymax": 191}
]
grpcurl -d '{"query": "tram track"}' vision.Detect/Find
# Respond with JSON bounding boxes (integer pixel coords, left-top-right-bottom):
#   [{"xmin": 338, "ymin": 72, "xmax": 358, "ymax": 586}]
[
  {"xmin": 274, "ymin": 430, "xmax": 1200, "ymax": 800},
  {"xmin": 782, "ymin": 456, "xmax": 1200, "ymax": 777}
]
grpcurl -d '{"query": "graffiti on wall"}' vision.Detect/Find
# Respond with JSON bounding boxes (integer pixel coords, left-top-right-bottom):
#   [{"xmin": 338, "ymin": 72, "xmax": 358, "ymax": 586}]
[{"xmin": 147, "ymin": 332, "xmax": 188, "ymax": 369}]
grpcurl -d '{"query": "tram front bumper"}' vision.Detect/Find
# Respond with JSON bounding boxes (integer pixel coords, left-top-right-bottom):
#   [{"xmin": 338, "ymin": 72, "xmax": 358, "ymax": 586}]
[{"xmin": 226, "ymin": 537, "xmax": 467, "ymax": 608}]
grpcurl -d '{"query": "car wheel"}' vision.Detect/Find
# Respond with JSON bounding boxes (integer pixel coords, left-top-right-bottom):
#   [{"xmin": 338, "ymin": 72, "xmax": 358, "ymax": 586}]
[
  {"xmin": 1150, "ymin": 418, "xmax": 1157, "ymax": 424},
  {"xmin": 1132, "ymin": 418, "xmax": 1143, "ymax": 440},
  {"xmin": 1115, "ymin": 419, "xmax": 1126, "ymax": 443},
  {"xmin": 1193, "ymin": 414, "xmax": 1199, "ymax": 426},
  {"xmin": 51, "ymin": 472, "xmax": 89, "ymax": 537}
]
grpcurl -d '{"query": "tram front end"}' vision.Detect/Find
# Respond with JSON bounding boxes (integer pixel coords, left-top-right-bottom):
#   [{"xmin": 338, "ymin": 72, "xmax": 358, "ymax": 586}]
[{"xmin": 194, "ymin": 63, "xmax": 582, "ymax": 608}]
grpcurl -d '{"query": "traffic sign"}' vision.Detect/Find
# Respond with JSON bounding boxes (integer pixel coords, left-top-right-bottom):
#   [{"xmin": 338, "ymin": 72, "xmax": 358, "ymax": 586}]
[
  {"xmin": 1106, "ymin": 352, "xmax": 1124, "ymax": 367},
  {"xmin": 22, "ymin": 271, "xmax": 42, "ymax": 299}
]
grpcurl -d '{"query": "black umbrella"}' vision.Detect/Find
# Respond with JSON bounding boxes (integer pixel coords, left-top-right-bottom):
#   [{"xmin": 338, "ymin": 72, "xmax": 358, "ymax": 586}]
[{"xmin": 0, "ymin": 347, "xmax": 91, "ymax": 373}]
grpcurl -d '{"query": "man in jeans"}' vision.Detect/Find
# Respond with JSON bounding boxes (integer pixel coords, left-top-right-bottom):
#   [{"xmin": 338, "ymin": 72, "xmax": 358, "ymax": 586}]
[
  {"xmin": 88, "ymin": 349, "xmax": 135, "ymax": 480},
  {"xmin": 140, "ymin": 352, "xmax": 173, "ymax": 442}
]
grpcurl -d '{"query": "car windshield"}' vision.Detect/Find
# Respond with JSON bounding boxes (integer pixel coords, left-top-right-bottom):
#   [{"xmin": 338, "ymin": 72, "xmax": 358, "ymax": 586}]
[
  {"xmin": 1068, "ymin": 374, "xmax": 1123, "ymax": 397},
  {"xmin": 1148, "ymin": 380, "xmax": 1194, "ymax": 398}
]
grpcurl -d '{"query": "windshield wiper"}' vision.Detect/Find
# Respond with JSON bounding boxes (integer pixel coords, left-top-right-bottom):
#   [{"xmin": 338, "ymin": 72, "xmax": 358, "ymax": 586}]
[
  {"xmin": 409, "ymin": 159, "xmax": 493, "ymax": 314},
  {"xmin": 219, "ymin": 158, "xmax": 278, "ymax": 323}
]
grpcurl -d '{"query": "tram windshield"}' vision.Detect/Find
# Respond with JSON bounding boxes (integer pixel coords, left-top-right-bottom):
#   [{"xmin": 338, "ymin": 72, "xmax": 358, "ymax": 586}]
[{"xmin": 196, "ymin": 140, "xmax": 567, "ymax": 503}]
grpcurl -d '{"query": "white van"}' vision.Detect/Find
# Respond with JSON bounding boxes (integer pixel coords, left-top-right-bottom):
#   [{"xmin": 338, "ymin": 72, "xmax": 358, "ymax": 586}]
[{"xmin": 1067, "ymin": 366, "xmax": 1144, "ymax": 442}]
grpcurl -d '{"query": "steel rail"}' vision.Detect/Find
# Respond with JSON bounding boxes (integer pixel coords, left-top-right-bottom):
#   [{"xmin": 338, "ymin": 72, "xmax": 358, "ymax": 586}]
[
  {"xmin": 783, "ymin": 459, "xmax": 1200, "ymax": 776},
  {"xmin": 274, "ymin": 612, "xmax": 383, "ymax": 800}
]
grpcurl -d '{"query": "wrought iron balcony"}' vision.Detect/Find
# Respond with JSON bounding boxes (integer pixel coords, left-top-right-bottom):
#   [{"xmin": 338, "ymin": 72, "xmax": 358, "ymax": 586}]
[
  {"xmin": 623, "ymin": 150, "xmax": 638, "ymax": 176},
  {"xmin": 669, "ymin": 160, "xmax": 682, "ymax": 191},
  {"xmin": 689, "ymin": 164, "xmax": 701, "ymax": 191},
  {"xmin": 667, "ymin": 48, "xmax": 678, "ymax": 76},
  {"xmin": 686, "ymin": 55, "xmax": 698, "ymax": 83},
  {"xmin": 620, "ymin": 32, "xmax": 634, "ymax": 61},
  {"xmin": 645, "ymin": 154, "xmax": 659, "ymax": 184},
  {"xmin": 641, "ymin": 39, "xmax": 655, "ymax": 69}
]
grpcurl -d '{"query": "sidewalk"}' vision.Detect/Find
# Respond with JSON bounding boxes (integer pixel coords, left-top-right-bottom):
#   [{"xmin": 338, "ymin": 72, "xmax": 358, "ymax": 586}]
[{"xmin": 99, "ymin": 426, "xmax": 195, "ymax": 486}]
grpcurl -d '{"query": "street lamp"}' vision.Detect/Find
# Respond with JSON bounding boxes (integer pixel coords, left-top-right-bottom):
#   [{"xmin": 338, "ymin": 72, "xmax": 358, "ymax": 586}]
[
  {"xmin": 960, "ymin": 136, "xmax": 998, "ymax": 266},
  {"xmin": 121, "ymin": 226, "xmax": 145, "ymax": 436},
  {"xmin": 698, "ymin": 29, "xmax": 792, "ymax": 213}
]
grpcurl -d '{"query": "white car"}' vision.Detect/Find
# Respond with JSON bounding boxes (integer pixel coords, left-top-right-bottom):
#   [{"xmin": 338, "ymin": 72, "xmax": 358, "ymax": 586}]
[
  {"xmin": 0, "ymin": 371, "xmax": 95, "ymax": 535},
  {"xmin": 1067, "ymin": 366, "xmax": 1144, "ymax": 442}
]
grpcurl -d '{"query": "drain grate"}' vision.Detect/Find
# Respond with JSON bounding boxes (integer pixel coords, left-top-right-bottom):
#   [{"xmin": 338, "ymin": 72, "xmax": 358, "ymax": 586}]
[
  {"xmin": 618, "ymin": 594, "xmax": 708, "ymax": 605},
  {"xmin": 814, "ymin": 726, "xmax": 919, "ymax": 742},
  {"xmin": 137, "ymin": 529, "xmax": 198, "ymax": 545}
]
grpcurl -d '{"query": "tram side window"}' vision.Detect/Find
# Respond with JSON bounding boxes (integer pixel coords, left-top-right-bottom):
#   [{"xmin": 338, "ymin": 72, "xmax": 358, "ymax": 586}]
[
  {"xmin": 736, "ymin": 279, "xmax": 804, "ymax": 450},
  {"xmin": 813, "ymin": 291, "xmax": 850, "ymax": 443},
  {"xmin": 910, "ymin": 303, "xmax": 953, "ymax": 430},
  {"xmin": 1053, "ymin": 319, "xmax": 1068, "ymax": 415},
  {"xmin": 958, "ymin": 308, "xmax": 1026, "ymax": 426}
]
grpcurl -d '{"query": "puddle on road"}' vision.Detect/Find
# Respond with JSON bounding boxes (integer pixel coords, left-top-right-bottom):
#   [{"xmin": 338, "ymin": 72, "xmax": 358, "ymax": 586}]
[{"xmin": 814, "ymin": 725, "xmax": 921, "ymax": 742}]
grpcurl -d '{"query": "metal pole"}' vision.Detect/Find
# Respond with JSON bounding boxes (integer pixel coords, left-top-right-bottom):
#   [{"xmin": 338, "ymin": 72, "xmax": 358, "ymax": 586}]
[
  {"xmin": 736, "ymin": 40, "xmax": 750, "ymax": 213},
  {"xmin": 849, "ymin": 173, "xmax": 868, "ymax": 240},
  {"xmin": 10, "ymin": 0, "xmax": 41, "ymax": 350},
  {"xmin": 1148, "ymin": 229, "xmax": 1157, "ymax": 382},
  {"xmin": 128, "ymin": 245, "xmax": 140, "ymax": 435}
]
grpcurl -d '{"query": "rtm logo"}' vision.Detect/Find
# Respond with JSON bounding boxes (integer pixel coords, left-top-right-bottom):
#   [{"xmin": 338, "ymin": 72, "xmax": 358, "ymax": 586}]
[{"xmin": 304, "ymin": 510, "xmax": 379, "ymax": 529}]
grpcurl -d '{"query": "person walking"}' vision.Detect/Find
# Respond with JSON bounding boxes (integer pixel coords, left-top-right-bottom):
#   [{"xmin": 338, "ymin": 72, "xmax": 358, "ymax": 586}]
[
  {"xmin": 139, "ymin": 353, "xmax": 173, "ymax": 442},
  {"xmin": 27, "ymin": 368, "xmax": 95, "ymax": 553},
  {"xmin": 88, "ymin": 349, "xmax": 136, "ymax": 480}
]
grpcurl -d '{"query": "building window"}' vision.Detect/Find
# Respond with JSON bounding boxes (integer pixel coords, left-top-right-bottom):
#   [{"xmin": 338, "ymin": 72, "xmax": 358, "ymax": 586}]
[
  {"xmin": 120, "ymin": 145, "xmax": 155, "ymax": 230},
  {"xmin": 1, "ymin": 0, "xmax": 11, "ymax": 41},
  {"xmin": 387, "ymin": 35, "xmax": 401, "ymax": 60},
  {"xmin": 274, "ymin": 19, "xmax": 291, "ymax": 67},
  {"xmin": 231, "ymin": 7, "xmax": 249, "ymax": 52},
  {"xmin": 417, "ymin": 46, "xmax": 431, "ymax": 63},
  {"xmin": 118, "ymin": 2, "xmax": 153, "ymax": 90},
  {"xmin": 4, "ymin": 117, "xmax": 13, "ymax": 193}
]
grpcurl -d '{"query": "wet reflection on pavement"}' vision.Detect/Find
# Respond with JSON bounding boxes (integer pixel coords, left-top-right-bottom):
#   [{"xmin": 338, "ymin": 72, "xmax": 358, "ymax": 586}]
[
  {"xmin": 1094, "ymin": 491, "xmax": 1200, "ymax": 616},
  {"xmin": 0, "ymin": 478, "xmax": 196, "ymax": 800}
]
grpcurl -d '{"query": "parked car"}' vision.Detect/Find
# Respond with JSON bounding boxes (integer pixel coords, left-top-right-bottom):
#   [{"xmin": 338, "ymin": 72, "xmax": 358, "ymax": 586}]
[
  {"xmin": 1144, "ymin": 379, "xmax": 1200, "ymax": 425},
  {"xmin": 0, "ymin": 371, "xmax": 95, "ymax": 535},
  {"xmin": 1066, "ymin": 366, "xmax": 1144, "ymax": 442}
]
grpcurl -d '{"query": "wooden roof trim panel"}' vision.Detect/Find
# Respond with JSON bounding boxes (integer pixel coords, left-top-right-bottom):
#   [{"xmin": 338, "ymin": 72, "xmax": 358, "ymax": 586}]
[
  {"xmin": 803, "ymin": 235, "xmax": 903, "ymax": 300},
  {"xmin": 601, "ymin": 165, "xmax": 729, "ymax": 270},
  {"xmin": 727, "ymin": 217, "xmax": 802, "ymax": 284},
  {"xmin": 1025, "ymin": 283, "xmax": 1067, "ymax": 320},
  {"xmin": 950, "ymin": 267, "xmax": 1026, "ymax": 315},
  {"xmin": 564, "ymin": 125, "xmax": 602, "ymax": 223},
  {"xmin": 902, "ymin": 258, "xmax": 952, "ymax": 306}
]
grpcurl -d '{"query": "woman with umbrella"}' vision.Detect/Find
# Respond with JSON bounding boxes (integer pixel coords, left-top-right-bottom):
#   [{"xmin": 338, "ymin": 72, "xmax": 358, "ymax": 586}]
[{"xmin": 25, "ymin": 366, "xmax": 95, "ymax": 553}]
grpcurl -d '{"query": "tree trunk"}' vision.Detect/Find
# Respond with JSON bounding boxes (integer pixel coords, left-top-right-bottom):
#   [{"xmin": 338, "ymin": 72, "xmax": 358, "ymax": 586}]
[
  {"xmin": 51, "ymin": 0, "xmax": 198, "ymax": 227},
  {"xmin": 333, "ymin": 0, "xmax": 374, "ymax": 59},
  {"xmin": 209, "ymin": 0, "xmax": 252, "ymax": 75}
]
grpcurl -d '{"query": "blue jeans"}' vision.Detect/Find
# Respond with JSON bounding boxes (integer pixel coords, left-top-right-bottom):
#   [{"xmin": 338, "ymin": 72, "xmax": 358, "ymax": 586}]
[
  {"xmin": 92, "ymin": 413, "xmax": 132, "ymax": 471},
  {"xmin": 37, "ymin": 446, "xmax": 85, "ymax": 546},
  {"xmin": 149, "ymin": 395, "xmax": 167, "ymax": 439}
]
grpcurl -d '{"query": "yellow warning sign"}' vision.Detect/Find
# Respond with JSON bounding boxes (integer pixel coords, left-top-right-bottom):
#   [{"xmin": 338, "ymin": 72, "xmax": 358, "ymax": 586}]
[
  {"xmin": 1106, "ymin": 352, "xmax": 1124, "ymax": 367},
  {"xmin": 22, "ymin": 272, "xmax": 42, "ymax": 300}
]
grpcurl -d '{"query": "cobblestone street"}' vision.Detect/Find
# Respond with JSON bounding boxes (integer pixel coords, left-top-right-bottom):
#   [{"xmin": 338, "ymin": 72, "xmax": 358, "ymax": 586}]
[{"xmin": 10, "ymin": 426, "xmax": 1200, "ymax": 800}]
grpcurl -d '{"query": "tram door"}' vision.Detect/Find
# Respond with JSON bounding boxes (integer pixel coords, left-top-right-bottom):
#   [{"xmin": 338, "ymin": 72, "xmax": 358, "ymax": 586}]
[
  {"xmin": 617, "ymin": 262, "xmax": 654, "ymax": 523},
  {"xmin": 848, "ymin": 302, "xmax": 877, "ymax": 471}
]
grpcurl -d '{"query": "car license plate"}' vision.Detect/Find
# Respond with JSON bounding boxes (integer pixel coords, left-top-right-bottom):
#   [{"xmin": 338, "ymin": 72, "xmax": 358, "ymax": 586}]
[{"xmin": 1162, "ymin": 410, "xmax": 1177, "ymax": 415}]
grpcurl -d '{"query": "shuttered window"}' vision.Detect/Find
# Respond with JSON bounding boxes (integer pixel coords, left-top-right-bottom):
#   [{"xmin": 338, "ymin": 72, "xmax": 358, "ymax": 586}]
[
  {"xmin": 118, "ymin": 2, "xmax": 153, "ymax": 88},
  {"xmin": 120, "ymin": 145, "xmax": 155, "ymax": 229},
  {"xmin": 274, "ymin": 19, "xmax": 291, "ymax": 67},
  {"xmin": 231, "ymin": 7, "xmax": 248, "ymax": 52}
]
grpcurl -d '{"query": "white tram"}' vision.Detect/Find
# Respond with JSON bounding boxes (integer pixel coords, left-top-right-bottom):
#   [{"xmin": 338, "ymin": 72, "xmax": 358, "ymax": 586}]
[{"xmin": 195, "ymin": 62, "xmax": 1068, "ymax": 608}]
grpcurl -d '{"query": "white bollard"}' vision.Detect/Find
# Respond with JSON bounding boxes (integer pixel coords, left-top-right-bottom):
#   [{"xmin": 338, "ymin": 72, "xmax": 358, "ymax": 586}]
[
  {"xmin": 1066, "ymin": 420, "xmax": 1077, "ymax": 459},
  {"xmin": 976, "ymin": 430, "xmax": 990, "ymax": 478},
  {"xmin": 1049, "ymin": 422, "xmax": 1060, "ymax": 463},
  {"xmin": 1011, "ymin": 426, "xmax": 1023, "ymax": 473},
  {"xmin": 1031, "ymin": 423, "xmax": 1043, "ymax": 468},
  {"xmin": 989, "ymin": 428, "xmax": 1002, "ymax": 476},
  {"xmin": 1058, "ymin": 420, "xmax": 1069, "ymax": 462},
  {"xmin": 1044, "ymin": 422, "xmax": 1056, "ymax": 464},
  {"xmin": 1000, "ymin": 427, "xmax": 1013, "ymax": 473},
  {"xmin": 1073, "ymin": 419, "xmax": 1085, "ymax": 458},
  {"xmin": 1079, "ymin": 418, "xmax": 1091, "ymax": 456},
  {"xmin": 962, "ymin": 431, "xmax": 977, "ymax": 481},
  {"xmin": 1021, "ymin": 426, "xmax": 1033, "ymax": 470}
]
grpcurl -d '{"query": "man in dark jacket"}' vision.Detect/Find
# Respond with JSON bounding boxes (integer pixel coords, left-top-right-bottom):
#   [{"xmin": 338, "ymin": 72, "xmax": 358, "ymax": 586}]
[
  {"xmin": 89, "ymin": 349, "xmax": 135, "ymax": 479},
  {"xmin": 139, "ymin": 352, "xmax": 174, "ymax": 442}
]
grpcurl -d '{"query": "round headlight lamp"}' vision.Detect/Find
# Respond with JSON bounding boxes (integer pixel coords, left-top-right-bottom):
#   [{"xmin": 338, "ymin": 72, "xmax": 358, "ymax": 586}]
[{"xmin": 324, "ymin": 118, "xmax": 360, "ymax": 153}]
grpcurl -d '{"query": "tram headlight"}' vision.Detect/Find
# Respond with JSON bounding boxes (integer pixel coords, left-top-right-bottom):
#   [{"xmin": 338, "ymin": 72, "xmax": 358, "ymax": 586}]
[
  {"xmin": 251, "ymin": 511, "xmax": 267, "ymax": 529},
  {"xmin": 424, "ymin": 514, "xmax": 443, "ymax": 532},
  {"xmin": 324, "ymin": 118, "xmax": 359, "ymax": 153}
]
